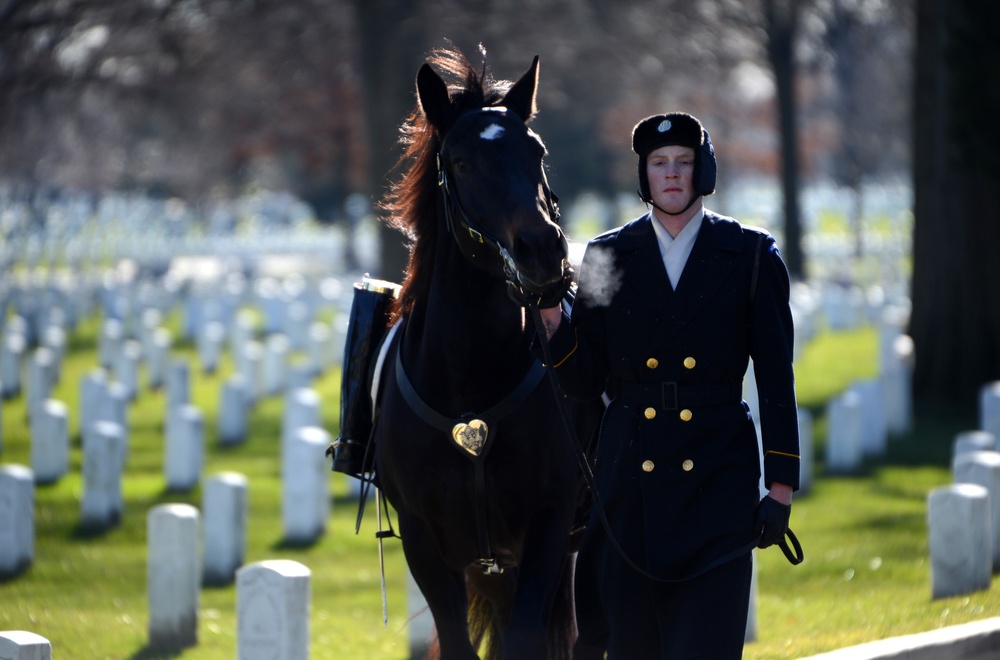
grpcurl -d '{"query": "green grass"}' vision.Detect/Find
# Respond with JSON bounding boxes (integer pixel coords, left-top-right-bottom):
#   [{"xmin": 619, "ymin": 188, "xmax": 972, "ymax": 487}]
[{"xmin": 1, "ymin": 312, "xmax": 998, "ymax": 659}]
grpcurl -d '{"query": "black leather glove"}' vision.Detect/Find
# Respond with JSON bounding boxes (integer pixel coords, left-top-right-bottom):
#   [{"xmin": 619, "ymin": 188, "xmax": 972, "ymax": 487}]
[
  {"xmin": 506, "ymin": 265, "xmax": 575, "ymax": 308},
  {"xmin": 755, "ymin": 496, "xmax": 791, "ymax": 549}
]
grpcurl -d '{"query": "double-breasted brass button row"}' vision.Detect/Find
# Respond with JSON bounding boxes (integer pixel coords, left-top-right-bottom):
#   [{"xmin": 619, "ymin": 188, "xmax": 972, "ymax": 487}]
[{"xmin": 642, "ymin": 459, "xmax": 693, "ymax": 473}]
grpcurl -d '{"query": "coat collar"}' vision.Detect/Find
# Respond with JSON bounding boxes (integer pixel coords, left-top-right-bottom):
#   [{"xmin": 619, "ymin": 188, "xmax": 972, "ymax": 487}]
[{"xmin": 615, "ymin": 210, "xmax": 746, "ymax": 345}]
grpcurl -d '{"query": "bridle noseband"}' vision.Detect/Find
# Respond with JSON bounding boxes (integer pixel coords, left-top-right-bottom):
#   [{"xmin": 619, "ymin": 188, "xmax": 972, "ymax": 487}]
[{"xmin": 435, "ymin": 108, "xmax": 562, "ymax": 288}]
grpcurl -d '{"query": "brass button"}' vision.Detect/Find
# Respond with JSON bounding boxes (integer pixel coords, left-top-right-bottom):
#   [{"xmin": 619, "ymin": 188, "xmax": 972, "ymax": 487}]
[
  {"xmin": 642, "ymin": 460, "xmax": 655, "ymax": 473},
  {"xmin": 679, "ymin": 409, "xmax": 693, "ymax": 422},
  {"xmin": 646, "ymin": 357, "xmax": 659, "ymax": 369},
  {"xmin": 683, "ymin": 356, "xmax": 696, "ymax": 369},
  {"xmin": 644, "ymin": 407, "xmax": 657, "ymax": 420},
  {"xmin": 682, "ymin": 459, "xmax": 694, "ymax": 472}
]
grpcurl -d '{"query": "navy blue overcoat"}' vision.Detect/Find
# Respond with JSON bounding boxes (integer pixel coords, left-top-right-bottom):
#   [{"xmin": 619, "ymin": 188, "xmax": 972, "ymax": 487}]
[{"xmin": 546, "ymin": 210, "xmax": 800, "ymax": 578}]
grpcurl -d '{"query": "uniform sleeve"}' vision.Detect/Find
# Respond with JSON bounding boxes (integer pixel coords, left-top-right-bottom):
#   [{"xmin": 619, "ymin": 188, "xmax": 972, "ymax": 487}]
[{"xmin": 750, "ymin": 236, "xmax": 801, "ymax": 490}]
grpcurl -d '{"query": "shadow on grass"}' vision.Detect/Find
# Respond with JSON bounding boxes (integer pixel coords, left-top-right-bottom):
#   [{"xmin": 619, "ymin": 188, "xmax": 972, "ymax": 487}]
[
  {"xmin": 128, "ymin": 644, "xmax": 187, "ymax": 659},
  {"xmin": 70, "ymin": 516, "xmax": 121, "ymax": 540},
  {"xmin": 271, "ymin": 535, "xmax": 322, "ymax": 551}
]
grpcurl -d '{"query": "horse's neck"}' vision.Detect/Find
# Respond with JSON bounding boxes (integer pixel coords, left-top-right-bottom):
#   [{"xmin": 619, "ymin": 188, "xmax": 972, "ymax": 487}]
[{"xmin": 402, "ymin": 245, "xmax": 532, "ymax": 412}]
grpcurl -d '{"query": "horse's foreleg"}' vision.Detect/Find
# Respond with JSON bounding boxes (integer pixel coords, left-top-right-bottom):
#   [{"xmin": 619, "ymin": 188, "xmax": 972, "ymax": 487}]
[
  {"xmin": 399, "ymin": 517, "xmax": 478, "ymax": 660},
  {"xmin": 501, "ymin": 508, "xmax": 575, "ymax": 660}
]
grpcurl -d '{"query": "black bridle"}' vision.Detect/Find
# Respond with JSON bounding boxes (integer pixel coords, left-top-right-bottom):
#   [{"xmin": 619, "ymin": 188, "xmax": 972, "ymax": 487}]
[{"xmin": 436, "ymin": 108, "xmax": 563, "ymax": 290}]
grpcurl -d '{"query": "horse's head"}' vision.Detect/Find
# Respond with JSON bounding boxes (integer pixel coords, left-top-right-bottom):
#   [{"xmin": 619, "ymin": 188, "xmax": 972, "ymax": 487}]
[{"xmin": 416, "ymin": 55, "xmax": 568, "ymax": 294}]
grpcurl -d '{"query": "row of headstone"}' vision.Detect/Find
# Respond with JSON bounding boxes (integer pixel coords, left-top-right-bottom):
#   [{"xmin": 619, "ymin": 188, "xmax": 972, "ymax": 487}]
[
  {"xmin": 145, "ymin": 500, "xmax": 310, "ymax": 658},
  {"xmin": 824, "ymin": 335, "xmax": 915, "ymax": 474},
  {"xmin": 926, "ymin": 389, "xmax": 1000, "ymax": 599}
]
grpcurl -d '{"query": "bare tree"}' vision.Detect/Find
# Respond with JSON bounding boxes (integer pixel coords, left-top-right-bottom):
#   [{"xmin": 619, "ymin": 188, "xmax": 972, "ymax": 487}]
[{"xmin": 910, "ymin": 0, "xmax": 1000, "ymax": 409}]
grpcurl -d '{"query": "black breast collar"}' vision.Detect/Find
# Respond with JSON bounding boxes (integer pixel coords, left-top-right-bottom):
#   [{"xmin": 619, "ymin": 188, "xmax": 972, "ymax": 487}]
[{"xmin": 392, "ymin": 326, "xmax": 546, "ymax": 573}]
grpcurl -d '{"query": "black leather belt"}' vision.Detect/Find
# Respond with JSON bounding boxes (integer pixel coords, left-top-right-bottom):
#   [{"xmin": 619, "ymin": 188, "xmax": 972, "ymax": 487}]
[{"xmin": 613, "ymin": 380, "xmax": 743, "ymax": 410}]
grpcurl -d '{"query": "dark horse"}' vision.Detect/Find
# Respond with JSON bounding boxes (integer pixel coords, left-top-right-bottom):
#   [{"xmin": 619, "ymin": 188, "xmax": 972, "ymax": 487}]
[{"xmin": 372, "ymin": 49, "xmax": 601, "ymax": 659}]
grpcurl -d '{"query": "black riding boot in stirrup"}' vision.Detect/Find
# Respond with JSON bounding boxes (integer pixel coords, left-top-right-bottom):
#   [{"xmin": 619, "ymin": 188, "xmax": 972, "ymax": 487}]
[{"xmin": 328, "ymin": 277, "xmax": 399, "ymax": 479}]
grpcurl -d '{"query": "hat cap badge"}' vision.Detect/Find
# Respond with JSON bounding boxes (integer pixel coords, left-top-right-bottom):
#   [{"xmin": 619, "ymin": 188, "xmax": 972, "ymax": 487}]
[{"xmin": 657, "ymin": 119, "xmax": 672, "ymax": 132}]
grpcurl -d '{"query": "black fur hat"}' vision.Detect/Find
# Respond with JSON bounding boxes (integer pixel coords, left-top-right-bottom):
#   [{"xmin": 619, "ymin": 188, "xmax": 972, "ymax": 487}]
[{"xmin": 632, "ymin": 112, "xmax": 717, "ymax": 199}]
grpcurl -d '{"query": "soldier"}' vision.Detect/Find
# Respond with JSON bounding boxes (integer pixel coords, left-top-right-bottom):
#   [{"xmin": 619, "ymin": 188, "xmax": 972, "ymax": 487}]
[{"xmin": 536, "ymin": 112, "xmax": 800, "ymax": 658}]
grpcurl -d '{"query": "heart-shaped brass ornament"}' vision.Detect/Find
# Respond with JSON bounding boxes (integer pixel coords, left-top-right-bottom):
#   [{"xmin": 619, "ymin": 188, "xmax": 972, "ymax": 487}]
[{"xmin": 452, "ymin": 419, "xmax": 489, "ymax": 456}]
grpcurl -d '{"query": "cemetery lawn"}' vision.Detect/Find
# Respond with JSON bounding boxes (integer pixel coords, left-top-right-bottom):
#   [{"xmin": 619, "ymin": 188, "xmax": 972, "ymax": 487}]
[{"xmin": 1, "ymin": 313, "xmax": 997, "ymax": 659}]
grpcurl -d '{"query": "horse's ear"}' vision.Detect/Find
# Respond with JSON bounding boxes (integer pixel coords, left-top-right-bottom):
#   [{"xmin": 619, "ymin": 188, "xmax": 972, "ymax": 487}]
[
  {"xmin": 501, "ymin": 55, "xmax": 539, "ymax": 122},
  {"xmin": 417, "ymin": 62, "xmax": 452, "ymax": 132}
]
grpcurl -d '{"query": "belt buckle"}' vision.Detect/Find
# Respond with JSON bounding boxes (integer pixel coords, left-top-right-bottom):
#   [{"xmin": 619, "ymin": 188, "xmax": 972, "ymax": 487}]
[{"xmin": 661, "ymin": 382, "xmax": 678, "ymax": 410}]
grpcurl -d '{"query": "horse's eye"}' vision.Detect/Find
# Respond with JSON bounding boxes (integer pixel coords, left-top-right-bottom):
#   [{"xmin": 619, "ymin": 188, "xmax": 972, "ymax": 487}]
[{"xmin": 451, "ymin": 159, "xmax": 469, "ymax": 174}]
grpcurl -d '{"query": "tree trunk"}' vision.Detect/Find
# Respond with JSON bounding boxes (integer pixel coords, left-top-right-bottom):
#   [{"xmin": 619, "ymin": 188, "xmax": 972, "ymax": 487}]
[
  {"xmin": 910, "ymin": 0, "xmax": 1000, "ymax": 410},
  {"xmin": 764, "ymin": 0, "xmax": 805, "ymax": 281},
  {"xmin": 351, "ymin": 0, "xmax": 426, "ymax": 283}
]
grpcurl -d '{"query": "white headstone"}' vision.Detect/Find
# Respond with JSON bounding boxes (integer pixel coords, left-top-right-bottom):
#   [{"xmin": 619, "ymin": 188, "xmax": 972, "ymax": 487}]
[
  {"xmin": 952, "ymin": 450, "xmax": 1000, "ymax": 570},
  {"xmin": 78, "ymin": 369, "xmax": 107, "ymax": 443},
  {"xmin": 797, "ymin": 408, "xmax": 814, "ymax": 495},
  {"xmin": 236, "ymin": 560, "xmax": 310, "ymax": 660},
  {"xmin": 263, "ymin": 334, "xmax": 290, "ymax": 397},
  {"xmin": 282, "ymin": 426, "xmax": 330, "ymax": 544},
  {"xmin": 30, "ymin": 399, "xmax": 69, "ymax": 484},
  {"xmin": 98, "ymin": 381, "xmax": 130, "ymax": 459},
  {"xmin": 147, "ymin": 503, "xmax": 200, "ymax": 649},
  {"xmin": 217, "ymin": 375, "xmax": 250, "ymax": 447},
  {"xmin": 241, "ymin": 341, "xmax": 264, "ymax": 405},
  {"xmin": 165, "ymin": 404, "xmax": 204, "ymax": 492},
  {"xmin": 99, "ymin": 317, "xmax": 123, "ymax": 370},
  {"xmin": 81, "ymin": 420, "xmax": 125, "ymax": 528},
  {"xmin": 112, "ymin": 339, "xmax": 142, "ymax": 402},
  {"xmin": 0, "ymin": 631, "xmax": 52, "ymax": 659},
  {"xmin": 981, "ymin": 381, "xmax": 1000, "ymax": 443},
  {"xmin": 826, "ymin": 390, "xmax": 863, "ymax": 473},
  {"xmin": 139, "ymin": 307, "xmax": 164, "ymax": 361},
  {"xmin": 231, "ymin": 309, "xmax": 257, "ymax": 362},
  {"xmin": 40, "ymin": 325, "xmax": 66, "ymax": 383},
  {"xmin": 1, "ymin": 332, "xmax": 25, "ymax": 398},
  {"xmin": 0, "ymin": 464, "xmax": 34, "ymax": 576},
  {"xmin": 282, "ymin": 388, "xmax": 320, "ymax": 456},
  {"xmin": 306, "ymin": 321, "xmax": 332, "ymax": 377},
  {"xmin": 953, "ymin": 430, "xmax": 997, "ymax": 459},
  {"xmin": 165, "ymin": 360, "xmax": 191, "ymax": 412},
  {"xmin": 197, "ymin": 320, "xmax": 226, "ymax": 375},
  {"xmin": 26, "ymin": 348, "xmax": 54, "ymax": 423},
  {"xmin": 883, "ymin": 334, "xmax": 914, "ymax": 436},
  {"xmin": 202, "ymin": 472, "xmax": 248, "ymax": 586},
  {"xmin": 928, "ymin": 484, "xmax": 991, "ymax": 599},
  {"xmin": 851, "ymin": 379, "xmax": 887, "ymax": 456},
  {"xmin": 146, "ymin": 328, "xmax": 172, "ymax": 391},
  {"xmin": 285, "ymin": 300, "xmax": 312, "ymax": 352}
]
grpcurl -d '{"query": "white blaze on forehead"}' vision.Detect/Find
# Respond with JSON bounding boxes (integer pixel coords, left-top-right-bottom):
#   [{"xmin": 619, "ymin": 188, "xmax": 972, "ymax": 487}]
[{"xmin": 480, "ymin": 123, "xmax": 505, "ymax": 141}]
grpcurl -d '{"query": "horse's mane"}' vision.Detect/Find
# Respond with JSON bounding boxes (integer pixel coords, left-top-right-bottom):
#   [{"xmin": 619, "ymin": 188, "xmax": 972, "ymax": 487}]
[{"xmin": 382, "ymin": 47, "xmax": 513, "ymax": 324}]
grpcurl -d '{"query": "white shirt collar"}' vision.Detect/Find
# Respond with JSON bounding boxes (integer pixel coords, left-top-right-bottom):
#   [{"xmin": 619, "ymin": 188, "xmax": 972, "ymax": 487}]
[{"xmin": 650, "ymin": 208, "xmax": 704, "ymax": 289}]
